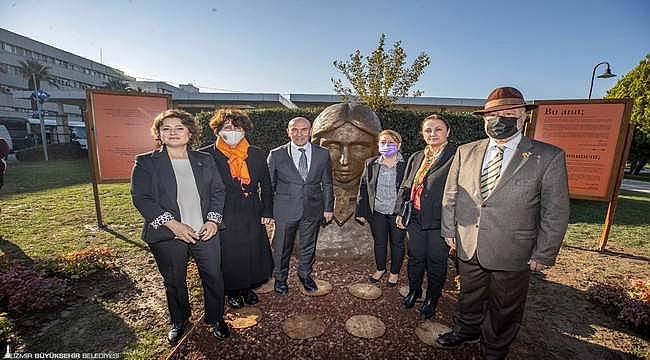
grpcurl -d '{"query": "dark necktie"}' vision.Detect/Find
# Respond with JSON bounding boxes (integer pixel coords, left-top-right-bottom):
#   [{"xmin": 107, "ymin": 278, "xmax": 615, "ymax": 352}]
[
  {"xmin": 298, "ymin": 148, "xmax": 308, "ymax": 180},
  {"xmin": 480, "ymin": 145, "xmax": 504, "ymax": 199}
]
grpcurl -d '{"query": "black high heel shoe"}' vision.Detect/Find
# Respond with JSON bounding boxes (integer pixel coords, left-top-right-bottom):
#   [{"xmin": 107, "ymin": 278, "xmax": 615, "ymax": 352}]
[
  {"xmin": 387, "ymin": 273, "xmax": 399, "ymax": 287},
  {"xmin": 227, "ymin": 295, "xmax": 244, "ymax": 309},
  {"xmin": 368, "ymin": 270, "xmax": 386, "ymax": 283},
  {"xmin": 420, "ymin": 298, "xmax": 435, "ymax": 319},
  {"xmin": 402, "ymin": 288, "xmax": 422, "ymax": 309},
  {"xmin": 244, "ymin": 289, "xmax": 259, "ymax": 305}
]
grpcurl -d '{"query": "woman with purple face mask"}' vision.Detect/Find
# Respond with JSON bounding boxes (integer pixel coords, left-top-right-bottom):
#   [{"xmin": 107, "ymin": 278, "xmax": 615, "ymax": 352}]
[{"xmin": 355, "ymin": 130, "xmax": 407, "ymax": 287}]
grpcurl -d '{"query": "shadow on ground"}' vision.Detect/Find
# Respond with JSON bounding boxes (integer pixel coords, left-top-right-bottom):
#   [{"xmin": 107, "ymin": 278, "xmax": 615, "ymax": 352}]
[{"xmin": 0, "ymin": 238, "xmax": 141, "ymax": 354}]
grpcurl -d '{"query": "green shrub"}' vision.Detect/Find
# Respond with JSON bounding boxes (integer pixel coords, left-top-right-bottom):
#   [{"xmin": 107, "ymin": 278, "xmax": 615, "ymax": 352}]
[
  {"xmin": 195, "ymin": 107, "xmax": 485, "ymax": 156},
  {"xmin": 16, "ymin": 143, "xmax": 87, "ymax": 162},
  {"xmin": 0, "ymin": 264, "xmax": 68, "ymax": 314},
  {"xmin": 196, "ymin": 108, "xmax": 323, "ymax": 150},
  {"xmin": 377, "ymin": 109, "xmax": 485, "ymax": 156},
  {"xmin": 38, "ymin": 246, "xmax": 116, "ymax": 279}
]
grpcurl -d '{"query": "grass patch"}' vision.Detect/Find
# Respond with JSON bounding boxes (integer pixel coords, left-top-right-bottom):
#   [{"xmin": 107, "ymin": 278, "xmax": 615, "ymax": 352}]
[
  {"xmin": 1, "ymin": 160, "xmax": 145, "ymax": 257},
  {"xmin": 565, "ymin": 191, "xmax": 650, "ymax": 256},
  {"xmin": 624, "ymin": 172, "xmax": 650, "ymax": 182},
  {"xmin": 1, "ymin": 159, "xmax": 91, "ymax": 194}
]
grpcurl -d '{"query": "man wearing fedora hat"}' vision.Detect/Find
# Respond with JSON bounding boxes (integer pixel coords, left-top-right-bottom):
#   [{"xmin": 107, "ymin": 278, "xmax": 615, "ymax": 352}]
[{"xmin": 437, "ymin": 86, "xmax": 570, "ymax": 359}]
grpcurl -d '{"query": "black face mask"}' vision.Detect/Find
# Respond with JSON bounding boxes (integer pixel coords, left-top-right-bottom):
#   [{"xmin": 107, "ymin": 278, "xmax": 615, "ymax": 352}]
[{"xmin": 485, "ymin": 116, "xmax": 520, "ymax": 139}]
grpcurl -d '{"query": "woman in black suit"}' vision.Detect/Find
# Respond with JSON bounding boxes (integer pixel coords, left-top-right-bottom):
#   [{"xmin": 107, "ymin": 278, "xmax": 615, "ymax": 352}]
[
  {"xmin": 355, "ymin": 129, "xmax": 407, "ymax": 287},
  {"xmin": 131, "ymin": 109, "xmax": 230, "ymax": 344},
  {"xmin": 200, "ymin": 109, "xmax": 273, "ymax": 309},
  {"xmin": 396, "ymin": 114, "xmax": 457, "ymax": 319}
]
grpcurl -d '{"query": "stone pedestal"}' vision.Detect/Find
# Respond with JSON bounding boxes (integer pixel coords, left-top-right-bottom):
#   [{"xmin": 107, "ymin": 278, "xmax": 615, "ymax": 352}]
[{"xmin": 315, "ymin": 219, "xmax": 373, "ymax": 259}]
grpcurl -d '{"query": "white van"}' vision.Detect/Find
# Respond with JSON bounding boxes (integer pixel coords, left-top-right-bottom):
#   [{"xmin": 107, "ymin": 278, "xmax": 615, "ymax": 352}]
[
  {"xmin": 69, "ymin": 121, "xmax": 87, "ymax": 150},
  {"xmin": 0, "ymin": 125, "xmax": 13, "ymax": 151}
]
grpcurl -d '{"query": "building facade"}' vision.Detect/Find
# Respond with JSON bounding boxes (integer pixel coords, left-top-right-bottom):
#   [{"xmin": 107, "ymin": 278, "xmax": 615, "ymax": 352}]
[
  {"xmin": 1, "ymin": 28, "xmax": 486, "ymax": 153},
  {"xmin": 0, "ymin": 28, "xmax": 132, "ymax": 150}
]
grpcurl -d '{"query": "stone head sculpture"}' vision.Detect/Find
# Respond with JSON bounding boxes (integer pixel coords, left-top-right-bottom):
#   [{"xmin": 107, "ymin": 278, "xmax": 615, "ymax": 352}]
[{"xmin": 312, "ymin": 103, "xmax": 382, "ymax": 225}]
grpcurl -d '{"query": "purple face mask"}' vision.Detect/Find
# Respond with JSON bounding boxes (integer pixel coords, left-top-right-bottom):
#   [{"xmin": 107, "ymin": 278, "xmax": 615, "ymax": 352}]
[{"xmin": 378, "ymin": 143, "xmax": 399, "ymax": 157}]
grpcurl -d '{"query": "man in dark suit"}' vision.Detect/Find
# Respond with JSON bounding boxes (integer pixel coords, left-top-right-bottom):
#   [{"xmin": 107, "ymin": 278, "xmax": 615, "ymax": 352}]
[
  {"xmin": 438, "ymin": 87, "xmax": 570, "ymax": 359},
  {"xmin": 267, "ymin": 117, "xmax": 334, "ymax": 294}
]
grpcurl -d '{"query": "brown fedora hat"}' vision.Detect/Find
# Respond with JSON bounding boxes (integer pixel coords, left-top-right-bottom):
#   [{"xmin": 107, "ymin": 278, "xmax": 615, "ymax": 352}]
[{"xmin": 473, "ymin": 86, "xmax": 537, "ymax": 115}]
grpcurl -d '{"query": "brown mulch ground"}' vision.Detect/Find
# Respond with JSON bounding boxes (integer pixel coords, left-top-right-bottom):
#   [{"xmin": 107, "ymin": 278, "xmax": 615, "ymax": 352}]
[
  {"xmin": 7, "ymin": 243, "xmax": 648, "ymax": 359},
  {"xmin": 170, "ymin": 259, "xmax": 479, "ymax": 360},
  {"xmin": 170, "ymin": 247, "xmax": 650, "ymax": 360}
]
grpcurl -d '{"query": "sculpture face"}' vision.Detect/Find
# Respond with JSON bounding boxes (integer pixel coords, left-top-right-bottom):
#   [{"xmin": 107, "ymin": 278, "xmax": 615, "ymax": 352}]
[
  {"xmin": 312, "ymin": 102, "xmax": 381, "ymax": 225},
  {"xmin": 317, "ymin": 122, "xmax": 376, "ymax": 186}
]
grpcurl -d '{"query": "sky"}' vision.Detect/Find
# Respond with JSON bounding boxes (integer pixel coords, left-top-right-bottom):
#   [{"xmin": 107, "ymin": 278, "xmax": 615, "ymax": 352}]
[{"xmin": 2, "ymin": 0, "xmax": 648, "ymax": 100}]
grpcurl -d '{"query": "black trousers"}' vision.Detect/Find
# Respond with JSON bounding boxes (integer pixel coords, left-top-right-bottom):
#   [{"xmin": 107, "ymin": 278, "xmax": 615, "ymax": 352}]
[
  {"xmin": 272, "ymin": 218, "xmax": 320, "ymax": 282},
  {"xmin": 455, "ymin": 255, "xmax": 530, "ymax": 360},
  {"xmin": 149, "ymin": 236, "xmax": 224, "ymax": 325},
  {"xmin": 368, "ymin": 211, "xmax": 406, "ymax": 274},
  {"xmin": 406, "ymin": 211, "xmax": 448, "ymax": 306}
]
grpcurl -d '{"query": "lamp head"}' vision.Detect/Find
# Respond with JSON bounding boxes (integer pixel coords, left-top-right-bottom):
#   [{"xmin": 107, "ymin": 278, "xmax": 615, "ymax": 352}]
[{"xmin": 597, "ymin": 65, "xmax": 616, "ymax": 79}]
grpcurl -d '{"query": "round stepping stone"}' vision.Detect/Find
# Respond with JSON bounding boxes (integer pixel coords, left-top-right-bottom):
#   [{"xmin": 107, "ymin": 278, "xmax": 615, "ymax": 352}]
[
  {"xmin": 254, "ymin": 279, "xmax": 275, "ymax": 294},
  {"xmin": 345, "ymin": 315, "xmax": 386, "ymax": 339},
  {"xmin": 224, "ymin": 306, "xmax": 262, "ymax": 329},
  {"xmin": 282, "ymin": 314, "xmax": 325, "ymax": 339},
  {"xmin": 299, "ymin": 279, "xmax": 332, "ymax": 297},
  {"xmin": 398, "ymin": 285, "xmax": 427, "ymax": 302},
  {"xmin": 415, "ymin": 320, "xmax": 452, "ymax": 347},
  {"xmin": 348, "ymin": 283, "xmax": 382, "ymax": 300}
]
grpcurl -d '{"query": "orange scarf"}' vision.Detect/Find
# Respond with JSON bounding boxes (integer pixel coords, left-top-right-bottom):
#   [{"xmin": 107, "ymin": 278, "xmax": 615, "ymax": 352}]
[
  {"xmin": 410, "ymin": 143, "xmax": 446, "ymax": 210},
  {"xmin": 216, "ymin": 136, "xmax": 251, "ymax": 185}
]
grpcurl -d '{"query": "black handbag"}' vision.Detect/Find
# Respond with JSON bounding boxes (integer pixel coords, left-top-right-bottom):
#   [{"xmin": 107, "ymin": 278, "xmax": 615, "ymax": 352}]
[{"xmin": 399, "ymin": 200, "xmax": 413, "ymax": 227}]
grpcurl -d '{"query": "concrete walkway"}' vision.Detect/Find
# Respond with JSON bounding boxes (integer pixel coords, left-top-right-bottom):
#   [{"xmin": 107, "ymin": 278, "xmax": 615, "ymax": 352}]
[{"xmin": 620, "ymin": 178, "xmax": 650, "ymax": 194}]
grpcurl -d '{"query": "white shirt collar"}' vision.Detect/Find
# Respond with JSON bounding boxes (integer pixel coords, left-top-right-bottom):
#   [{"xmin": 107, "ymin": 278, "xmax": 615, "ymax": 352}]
[{"xmin": 290, "ymin": 141, "xmax": 311, "ymax": 152}]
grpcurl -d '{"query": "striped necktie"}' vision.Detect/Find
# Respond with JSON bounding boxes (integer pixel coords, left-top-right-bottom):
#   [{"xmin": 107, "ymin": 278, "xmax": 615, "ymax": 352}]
[
  {"xmin": 480, "ymin": 145, "xmax": 505, "ymax": 199},
  {"xmin": 298, "ymin": 148, "xmax": 308, "ymax": 180}
]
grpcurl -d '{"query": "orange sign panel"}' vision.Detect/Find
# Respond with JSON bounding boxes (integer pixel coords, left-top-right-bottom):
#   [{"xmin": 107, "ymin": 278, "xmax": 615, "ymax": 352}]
[
  {"xmin": 87, "ymin": 91, "xmax": 170, "ymax": 182},
  {"xmin": 531, "ymin": 101, "xmax": 628, "ymax": 200}
]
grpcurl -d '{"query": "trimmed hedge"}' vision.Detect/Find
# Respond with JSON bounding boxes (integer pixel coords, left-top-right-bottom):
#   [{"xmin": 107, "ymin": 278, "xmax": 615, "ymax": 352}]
[
  {"xmin": 16, "ymin": 143, "xmax": 87, "ymax": 162},
  {"xmin": 196, "ymin": 107, "xmax": 486, "ymax": 156},
  {"xmin": 378, "ymin": 109, "xmax": 486, "ymax": 156}
]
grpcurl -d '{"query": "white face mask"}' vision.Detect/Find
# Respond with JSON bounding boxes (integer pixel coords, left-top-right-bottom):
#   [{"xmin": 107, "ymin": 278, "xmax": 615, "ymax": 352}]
[{"xmin": 219, "ymin": 130, "xmax": 245, "ymax": 146}]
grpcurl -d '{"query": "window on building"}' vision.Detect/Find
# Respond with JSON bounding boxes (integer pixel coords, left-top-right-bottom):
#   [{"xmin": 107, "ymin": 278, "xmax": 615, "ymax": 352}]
[{"xmin": 4, "ymin": 44, "xmax": 15, "ymax": 54}]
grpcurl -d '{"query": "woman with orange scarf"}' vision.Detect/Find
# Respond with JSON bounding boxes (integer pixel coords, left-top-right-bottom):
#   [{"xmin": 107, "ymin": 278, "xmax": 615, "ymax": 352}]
[
  {"xmin": 395, "ymin": 114, "xmax": 457, "ymax": 320},
  {"xmin": 201, "ymin": 109, "xmax": 274, "ymax": 309}
]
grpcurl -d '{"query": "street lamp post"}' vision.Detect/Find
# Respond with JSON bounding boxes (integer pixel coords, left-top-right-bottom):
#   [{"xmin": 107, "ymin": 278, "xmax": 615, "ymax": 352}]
[
  {"xmin": 32, "ymin": 74, "xmax": 49, "ymax": 161},
  {"xmin": 588, "ymin": 61, "xmax": 616, "ymax": 99}
]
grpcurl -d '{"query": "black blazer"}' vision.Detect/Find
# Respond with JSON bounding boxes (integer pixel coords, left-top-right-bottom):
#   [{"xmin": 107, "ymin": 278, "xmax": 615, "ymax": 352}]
[
  {"xmin": 355, "ymin": 154, "xmax": 407, "ymax": 219},
  {"xmin": 395, "ymin": 143, "xmax": 457, "ymax": 230},
  {"xmin": 130, "ymin": 146, "xmax": 226, "ymax": 244},
  {"xmin": 199, "ymin": 144, "xmax": 273, "ymax": 219},
  {"xmin": 267, "ymin": 142, "xmax": 334, "ymax": 222}
]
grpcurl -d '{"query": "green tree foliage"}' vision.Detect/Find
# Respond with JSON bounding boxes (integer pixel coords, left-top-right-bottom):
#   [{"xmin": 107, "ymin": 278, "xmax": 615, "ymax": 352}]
[
  {"xmin": 18, "ymin": 60, "xmax": 55, "ymax": 115},
  {"xmin": 331, "ymin": 34, "xmax": 431, "ymax": 111},
  {"xmin": 17, "ymin": 60, "xmax": 52, "ymax": 91},
  {"xmin": 102, "ymin": 79, "xmax": 128, "ymax": 90},
  {"xmin": 606, "ymin": 54, "xmax": 650, "ymax": 174}
]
